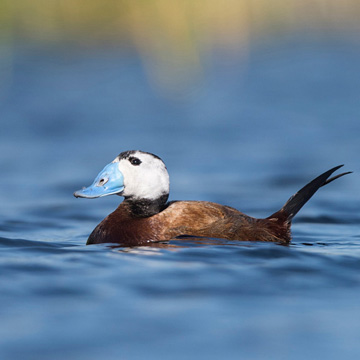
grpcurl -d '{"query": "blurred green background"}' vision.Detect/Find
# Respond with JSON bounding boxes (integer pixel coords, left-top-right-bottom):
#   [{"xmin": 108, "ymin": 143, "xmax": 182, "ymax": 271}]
[{"xmin": 1, "ymin": 0, "xmax": 360, "ymax": 95}]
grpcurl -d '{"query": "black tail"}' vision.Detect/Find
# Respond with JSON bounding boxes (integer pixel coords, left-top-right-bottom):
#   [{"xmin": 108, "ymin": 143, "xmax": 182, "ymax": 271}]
[{"xmin": 268, "ymin": 165, "xmax": 351, "ymax": 222}]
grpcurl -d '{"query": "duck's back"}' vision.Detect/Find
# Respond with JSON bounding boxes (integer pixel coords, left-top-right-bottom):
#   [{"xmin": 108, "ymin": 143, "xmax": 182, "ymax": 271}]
[{"xmin": 157, "ymin": 201, "xmax": 290, "ymax": 243}]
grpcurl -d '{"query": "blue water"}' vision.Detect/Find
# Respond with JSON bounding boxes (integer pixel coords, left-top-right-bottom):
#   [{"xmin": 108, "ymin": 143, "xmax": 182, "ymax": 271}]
[{"xmin": 1, "ymin": 34, "xmax": 360, "ymax": 359}]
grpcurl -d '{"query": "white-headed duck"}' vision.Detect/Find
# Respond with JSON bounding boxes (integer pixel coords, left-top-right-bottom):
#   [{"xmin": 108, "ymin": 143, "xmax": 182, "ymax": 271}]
[{"xmin": 74, "ymin": 150, "xmax": 350, "ymax": 246}]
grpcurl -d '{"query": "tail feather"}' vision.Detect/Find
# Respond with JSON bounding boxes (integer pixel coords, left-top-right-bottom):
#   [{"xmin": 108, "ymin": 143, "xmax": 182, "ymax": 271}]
[{"xmin": 268, "ymin": 165, "xmax": 351, "ymax": 222}]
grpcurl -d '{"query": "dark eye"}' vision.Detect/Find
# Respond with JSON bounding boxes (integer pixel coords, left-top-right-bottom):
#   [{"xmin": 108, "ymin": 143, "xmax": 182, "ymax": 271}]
[{"xmin": 129, "ymin": 156, "xmax": 142, "ymax": 166}]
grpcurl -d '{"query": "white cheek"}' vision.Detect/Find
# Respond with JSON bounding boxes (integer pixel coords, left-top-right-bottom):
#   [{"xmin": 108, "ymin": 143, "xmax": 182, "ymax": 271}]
[
  {"xmin": 142, "ymin": 166, "xmax": 169, "ymax": 198},
  {"xmin": 118, "ymin": 163, "xmax": 137, "ymax": 195},
  {"xmin": 118, "ymin": 159, "xmax": 169, "ymax": 199}
]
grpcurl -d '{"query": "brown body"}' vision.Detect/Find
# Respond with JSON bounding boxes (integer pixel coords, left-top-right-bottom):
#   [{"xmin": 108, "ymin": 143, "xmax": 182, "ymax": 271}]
[
  {"xmin": 86, "ymin": 165, "xmax": 349, "ymax": 246},
  {"xmin": 87, "ymin": 200, "xmax": 290, "ymax": 245}
]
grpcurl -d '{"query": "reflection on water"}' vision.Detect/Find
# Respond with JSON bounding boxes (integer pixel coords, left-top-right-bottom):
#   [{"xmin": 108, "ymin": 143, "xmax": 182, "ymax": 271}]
[{"xmin": 110, "ymin": 236, "xmax": 288, "ymax": 252}]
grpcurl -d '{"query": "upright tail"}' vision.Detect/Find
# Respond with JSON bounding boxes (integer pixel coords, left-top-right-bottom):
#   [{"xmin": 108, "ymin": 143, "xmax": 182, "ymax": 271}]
[{"xmin": 268, "ymin": 165, "xmax": 351, "ymax": 223}]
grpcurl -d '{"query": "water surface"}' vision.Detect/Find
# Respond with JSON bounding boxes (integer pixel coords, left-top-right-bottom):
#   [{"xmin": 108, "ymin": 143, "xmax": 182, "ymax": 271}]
[{"xmin": 1, "ymin": 35, "xmax": 360, "ymax": 359}]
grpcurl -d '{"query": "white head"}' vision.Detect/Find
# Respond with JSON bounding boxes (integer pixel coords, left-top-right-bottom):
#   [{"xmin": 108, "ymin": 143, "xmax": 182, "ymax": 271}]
[
  {"xmin": 113, "ymin": 150, "xmax": 169, "ymax": 200},
  {"xmin": 74, "ymin": 150, "xmax": 170, "ymax": 201}
]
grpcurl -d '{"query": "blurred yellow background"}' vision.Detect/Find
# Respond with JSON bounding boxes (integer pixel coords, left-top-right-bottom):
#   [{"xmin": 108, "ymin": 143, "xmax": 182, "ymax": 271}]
[{"xmin": 1, "ymin": 0, "xmax": 360, "ymax": 92}]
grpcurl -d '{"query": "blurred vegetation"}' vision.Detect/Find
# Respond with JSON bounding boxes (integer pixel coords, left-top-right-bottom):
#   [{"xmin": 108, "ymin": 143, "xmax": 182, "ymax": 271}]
[{"xmin": 1, "ymin": 0, "xmax": 360, "ymax": 91}]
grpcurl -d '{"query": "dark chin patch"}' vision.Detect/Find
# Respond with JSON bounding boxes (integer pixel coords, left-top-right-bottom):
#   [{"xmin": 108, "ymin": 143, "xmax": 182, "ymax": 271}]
[{"xmin": 125, "ymin": 194, "xmax": 169, "ymax": 217}]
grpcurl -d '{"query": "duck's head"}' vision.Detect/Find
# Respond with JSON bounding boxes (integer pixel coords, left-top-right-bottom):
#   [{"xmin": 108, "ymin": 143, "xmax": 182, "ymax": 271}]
[{"xmin": 74, "ymin": 150, "xmax": 170, "ymax": 202}]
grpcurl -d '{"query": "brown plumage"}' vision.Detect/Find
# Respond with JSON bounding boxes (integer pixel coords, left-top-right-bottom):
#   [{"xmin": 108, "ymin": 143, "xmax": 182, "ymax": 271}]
[
  {"xmin": 74, "ymin": 151, "xmax": 350, "ymax": 246},
  {"xmin": 87, "ymin": 200, "xmax": 290, "ymax": 245}
]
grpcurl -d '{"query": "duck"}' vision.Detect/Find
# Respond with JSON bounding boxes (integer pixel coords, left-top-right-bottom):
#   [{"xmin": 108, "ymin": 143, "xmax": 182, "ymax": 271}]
[{"xmin": 74, "ymin": 150, "xmax": 350, "ymax": 246}]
